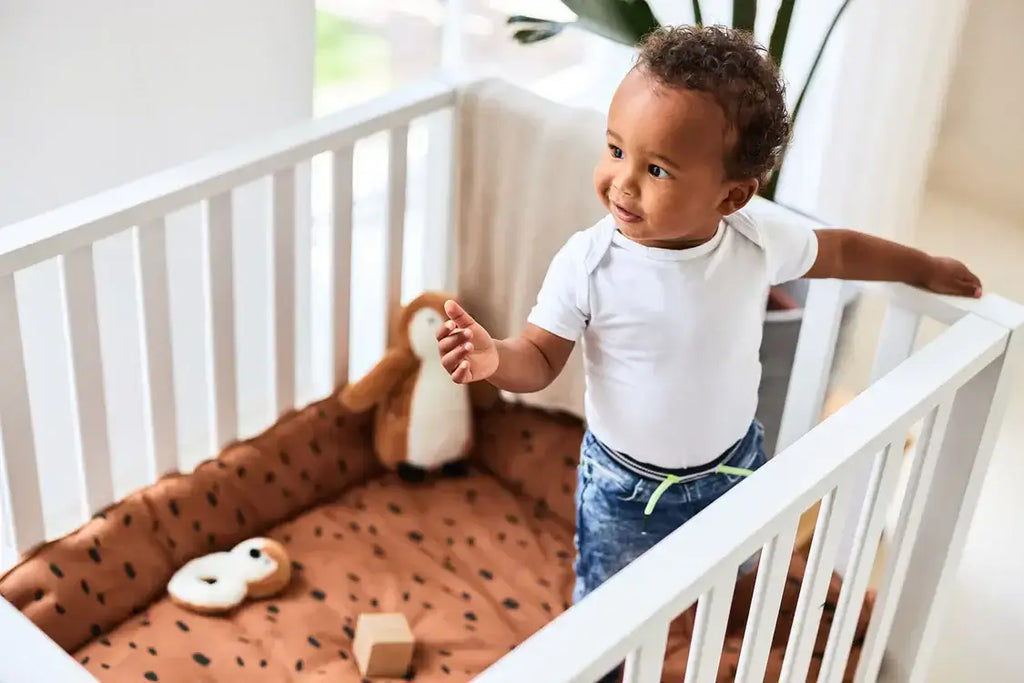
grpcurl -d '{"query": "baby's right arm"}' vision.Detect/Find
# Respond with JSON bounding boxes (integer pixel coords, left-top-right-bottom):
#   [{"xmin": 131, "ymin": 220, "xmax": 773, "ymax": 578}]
[{"xmin": 435, "ymin": 300, "xmax": 574, "ymax": 394}]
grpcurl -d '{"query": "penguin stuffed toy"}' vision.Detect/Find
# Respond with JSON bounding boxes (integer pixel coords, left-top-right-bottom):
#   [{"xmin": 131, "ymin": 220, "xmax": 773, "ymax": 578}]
[{"xmin": 340, "ymin": 291, "xmax": 496, "ymax": 482}]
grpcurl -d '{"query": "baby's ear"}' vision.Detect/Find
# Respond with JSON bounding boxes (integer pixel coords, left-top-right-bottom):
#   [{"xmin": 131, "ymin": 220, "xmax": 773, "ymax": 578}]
[{"xmin": 718, "ymin": 179, "xmax": 758, "ymax": 216}]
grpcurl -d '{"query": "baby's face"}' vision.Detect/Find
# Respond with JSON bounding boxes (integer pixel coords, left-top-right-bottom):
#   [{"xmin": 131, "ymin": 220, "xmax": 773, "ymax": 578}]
[{"xmin": 594, "ymin": 68, "xmax": 755, "ymax": 248}]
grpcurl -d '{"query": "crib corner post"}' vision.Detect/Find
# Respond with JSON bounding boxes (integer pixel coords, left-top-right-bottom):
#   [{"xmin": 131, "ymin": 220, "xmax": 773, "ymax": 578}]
[{"xmin": 878, "ymin": 314, "xmax": 1022, "ymax": 683}]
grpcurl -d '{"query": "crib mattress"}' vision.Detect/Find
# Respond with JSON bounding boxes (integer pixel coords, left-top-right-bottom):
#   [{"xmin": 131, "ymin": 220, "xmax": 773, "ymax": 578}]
[
  {"xmin": 4, "ymin": 395, "xmax": 871, "ymax": 682},
  {"xmin": 72, "ymin": 469, "xmax": 577, "ymax": 682},
  {"xmin": 71, "ymin": 475, "xmax": 870, "ymax": 683}
]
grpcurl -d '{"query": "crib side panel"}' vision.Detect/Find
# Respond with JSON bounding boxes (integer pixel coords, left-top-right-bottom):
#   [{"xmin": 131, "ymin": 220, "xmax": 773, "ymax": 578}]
[
  {"xmin": 0, "ymin": 80, "xmax": 458, "ymax": 570},
  {"xmin": 474, "ymin": 312, "xmax": 1015, "ymax": 683}
]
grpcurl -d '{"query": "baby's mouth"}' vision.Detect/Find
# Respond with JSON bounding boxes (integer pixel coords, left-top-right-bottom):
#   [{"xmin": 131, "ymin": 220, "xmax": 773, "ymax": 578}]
[{"xmin": 611, "ymin": 201, "xmax": 643, "ymax": 223}]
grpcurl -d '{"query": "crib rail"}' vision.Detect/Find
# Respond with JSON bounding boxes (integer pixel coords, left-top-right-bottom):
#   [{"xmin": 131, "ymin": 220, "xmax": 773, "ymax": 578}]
[
  {"xmin": 0, "ymin": 79, "xmax": 453, "ymax": 278},
  {"xmin": 0, "ymin": 598, "xmax": 95, "ymax": 682},
  {"xmin": 477, "ymin": 278, "xmax": 1023, "ymax": 682},
  {"xmin": 0, "ymin": 78, "xmax": 457, "ymax": 560}
]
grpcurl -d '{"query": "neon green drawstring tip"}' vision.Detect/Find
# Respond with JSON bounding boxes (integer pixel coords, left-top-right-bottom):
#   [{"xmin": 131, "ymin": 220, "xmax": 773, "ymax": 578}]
[
  {"xmin": 643, "ymin": 475, "xmax": 681, "ymax": 517},
  {"xmin": 714, "ymin": 464, "xmax": 755, "ymax": 477},
  {"xmin": 641, "ymin": 464, "xmax": 755, "ymax": 534}
]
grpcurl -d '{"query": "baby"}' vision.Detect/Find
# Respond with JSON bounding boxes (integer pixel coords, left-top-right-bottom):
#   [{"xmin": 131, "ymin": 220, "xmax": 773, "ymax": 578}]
[{"xmin": 436, "ymin": 23, "xmax": 980, "ymax": 669}]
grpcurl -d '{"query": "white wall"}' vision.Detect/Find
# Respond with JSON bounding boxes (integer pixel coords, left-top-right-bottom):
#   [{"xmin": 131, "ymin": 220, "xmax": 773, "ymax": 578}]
[
  {"xmin": 0, "ymin": 1, "xmax": 314, "ymax": 224},
  {"xmin": 0, "ymin": 0, "xmax": 314, "ymax": 548},
  {"xmin": 928, "ymin": 0, "xmax": 1024, "ymax": 221}
]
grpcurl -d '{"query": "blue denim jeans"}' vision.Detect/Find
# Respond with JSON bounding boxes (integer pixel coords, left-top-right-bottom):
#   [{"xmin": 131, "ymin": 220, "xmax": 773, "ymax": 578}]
[{"xmin": 572, "ymin": 420, "xmax": 767, "ymax": 605}]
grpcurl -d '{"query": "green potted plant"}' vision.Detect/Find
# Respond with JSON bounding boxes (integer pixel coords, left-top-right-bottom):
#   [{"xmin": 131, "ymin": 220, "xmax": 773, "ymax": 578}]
[{"xmin": 508, "ymin": 0, "xmax": 858, "ymax": 455}]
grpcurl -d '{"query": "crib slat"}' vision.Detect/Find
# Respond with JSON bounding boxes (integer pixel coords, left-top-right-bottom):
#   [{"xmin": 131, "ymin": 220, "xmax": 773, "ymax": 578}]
[
  {"xmin": 62, "ymin": 245, "xmax": 115, "ymax": 514},
  {"xmin": 332, "ymin": 144, "xmax": 354, "ymax": 387},
  {"xmin": 623, "ymin": 620, "xmax": 670, "ymax": 683},
  {"xmin": 206, "ymin": 192, "xmax": 238, "ymax": 448},
  {"xmin": 273, "ymin": 167, "xmax": 297, "ymax": 415},
  {"xmin": 684, "ymin": 575, "xmax": 736, "ymax": 683},
  {"xmin": 293, "ymin": 163, "xmax": 314, "ymax": 406},
  {"xmin": 779, "ymin": 482, "xmax": 854, "ymax": 682},
  {"xmin": 0, "ymin": 273, "xmax": 45, "ymax": 552},
  {"xmin": 385, "ymin": 124, "xmax": 409, "ymax": 335},
  {"xmin": 137, "ymin": 219, "xmax": 179, "ymax": 476},
  {"xmin": 735, "ymin": 522, "xmax": 799, "ymax": 683},
  {"xmin": 423, "ymin": 107, "xmax": 457, "ymax": 292},
  {"xmin": 855, "ymin": 402, "xmax": 951, "ymax": 683},
  {"xmin": 819, "ymin": 437, "xmax": 904, "ymax": 682}
]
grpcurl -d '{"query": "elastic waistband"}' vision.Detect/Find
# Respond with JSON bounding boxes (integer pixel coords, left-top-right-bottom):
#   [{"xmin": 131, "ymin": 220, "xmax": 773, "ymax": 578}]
[{"xmin": 595, "ymin": 436, "xmax": 742, "ymax": 483}]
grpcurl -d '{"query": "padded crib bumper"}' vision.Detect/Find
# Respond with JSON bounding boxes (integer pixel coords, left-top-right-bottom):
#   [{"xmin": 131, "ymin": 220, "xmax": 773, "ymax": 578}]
[
  {"xmin": 0, "ymin": 390, "xmax": 381, "ymax": 653},
  {"xmin": 471, "ymin": 402, "xmax": 585, "ymax": 525}
]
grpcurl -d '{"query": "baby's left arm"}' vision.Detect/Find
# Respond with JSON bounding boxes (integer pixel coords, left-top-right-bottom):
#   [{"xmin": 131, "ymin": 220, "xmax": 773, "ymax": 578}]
[{"xmin": 805, "ymin": 229, "xmax": 982, "ymax": 298}]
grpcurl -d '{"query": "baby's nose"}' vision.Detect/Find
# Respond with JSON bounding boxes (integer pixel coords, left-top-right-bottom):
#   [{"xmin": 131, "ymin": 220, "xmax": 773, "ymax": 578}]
[
  {"xmin": 613, "ymin": 182, "xmax": 637, "ymax": 198},
  {"xmin": 615, "ymin": 172, "xmax": 639, "ymax": 196}
]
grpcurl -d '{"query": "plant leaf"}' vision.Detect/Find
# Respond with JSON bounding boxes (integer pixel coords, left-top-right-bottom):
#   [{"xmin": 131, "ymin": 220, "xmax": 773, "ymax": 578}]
[
  {"xmin": 691, "ymin": 0, "xmax": 703, "ymax": 26},
  {"xmin": 762, "ymin": 0, "xmax": 855, "ymax": 200},
  {"xmin": 769, "ymin": 0, "xmax": 797, "ymax": 66},
  {"xmin": 732, "ymin": 0, "xmax": 757, "ymax": 33},
  {"xmin": 507, "ymin": 15, "xmax": 555, "ymax": 25},
  {"xmin": 512, "ymin": 25, "xmax": 566, "ymax": 44},
  {"xmin": 507, "ymin": 14, "xmax": 567, "ymax": 44},
  {"xmin": 560, "ymin": 0, "xmax": 661, "ymax": 46},
  {"xmin": 791, "ymin": 0, "xmax": 853, "ymax": 126}
]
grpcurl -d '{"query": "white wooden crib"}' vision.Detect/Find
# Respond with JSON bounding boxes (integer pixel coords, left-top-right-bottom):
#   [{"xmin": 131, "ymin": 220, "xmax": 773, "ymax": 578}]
[{"xmin": 1, "ymin": 77, "xmax": 1021, "ymax": 683}]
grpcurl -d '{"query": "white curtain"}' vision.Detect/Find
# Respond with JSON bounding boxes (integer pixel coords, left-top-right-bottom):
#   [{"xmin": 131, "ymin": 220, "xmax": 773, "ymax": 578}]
[{"xmin": 804, "ymin": 0, "xmax": 972, "ymax": 241}]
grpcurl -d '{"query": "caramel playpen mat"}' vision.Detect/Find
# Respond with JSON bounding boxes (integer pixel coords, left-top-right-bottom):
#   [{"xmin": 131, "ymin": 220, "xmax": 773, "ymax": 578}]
[{"xmin": 0, "ymin": 393, "xmax": 872, "ymax": 682}]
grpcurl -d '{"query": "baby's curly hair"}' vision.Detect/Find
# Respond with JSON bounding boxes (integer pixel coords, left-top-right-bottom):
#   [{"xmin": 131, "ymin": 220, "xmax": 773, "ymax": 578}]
[{"xmin": 636, "ymin": 25, "xmax": 790, "ymax": 184}]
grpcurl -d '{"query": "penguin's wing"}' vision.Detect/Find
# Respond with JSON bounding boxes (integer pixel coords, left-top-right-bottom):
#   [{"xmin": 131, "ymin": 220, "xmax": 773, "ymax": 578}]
[{"xmin": 339, "ymin": 349, "xmax": 418, "ymax": 413}]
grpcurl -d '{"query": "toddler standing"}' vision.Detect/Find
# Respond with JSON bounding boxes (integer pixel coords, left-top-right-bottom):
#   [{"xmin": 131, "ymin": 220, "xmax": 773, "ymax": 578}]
[{"xmin": 436, "ymin": 24, "xmax": 980, "ymax": 681}]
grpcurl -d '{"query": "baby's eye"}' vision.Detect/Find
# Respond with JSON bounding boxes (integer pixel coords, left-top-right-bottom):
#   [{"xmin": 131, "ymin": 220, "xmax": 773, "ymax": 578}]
[
  {"xmin": 648, "ymin": 164, "xmax": 671, "ymax": 179},
  {"xmin": 608, "ymin": 145, "xmax": 624, "ymax": 159}
]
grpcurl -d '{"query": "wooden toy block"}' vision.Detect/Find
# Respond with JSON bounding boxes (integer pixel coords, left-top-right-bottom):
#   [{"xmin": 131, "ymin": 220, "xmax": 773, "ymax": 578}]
[{"xmin": 353, "ymin": 612, "xmax": 416, "ymax": 678}]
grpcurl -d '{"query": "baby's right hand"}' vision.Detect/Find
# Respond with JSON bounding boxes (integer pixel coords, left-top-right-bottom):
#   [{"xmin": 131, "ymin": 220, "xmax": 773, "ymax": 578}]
[{"xmin": 436, "ymin": 300, "xmax": 499, "ymax": 384}]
